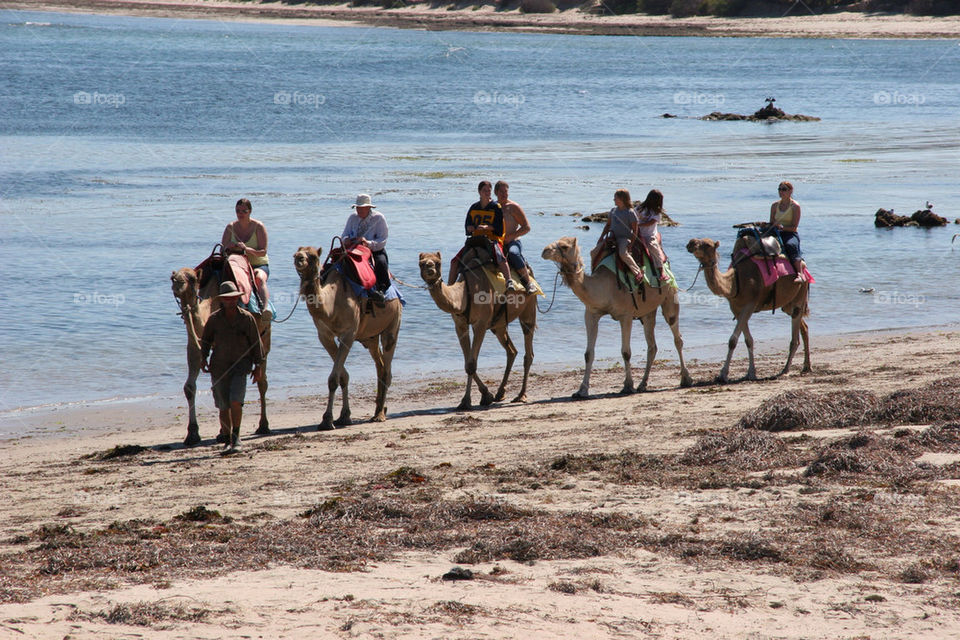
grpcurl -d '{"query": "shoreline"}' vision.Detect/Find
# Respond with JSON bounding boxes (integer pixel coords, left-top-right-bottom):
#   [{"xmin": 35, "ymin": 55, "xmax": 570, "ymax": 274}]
[
  {"xmin": 2, "ymin": 322, "xmax": 956, "ymax": 442},
  {"xmin": 7, "ymin": 0, "xmax": 960, "ymax": 38}
]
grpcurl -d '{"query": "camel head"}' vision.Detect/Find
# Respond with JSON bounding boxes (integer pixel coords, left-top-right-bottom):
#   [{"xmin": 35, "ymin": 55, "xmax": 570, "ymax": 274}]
[
  {"xmin": 293, "ymin": 246, "xmax": 323, "ymax": 282},
  {"xmin": 418, "ymin": 251, "xmax": 442, "ymax": 286},
  {"xmin": 171, "ymin": 267, "xmax": 199, "ymax": 302},
  {"xmin": 686, "ymin": 238, "xmax": 720, "ymax": 266},
  {"xmin": 541, "ymin": 237, "xmax": 581, "ymax": 270}
]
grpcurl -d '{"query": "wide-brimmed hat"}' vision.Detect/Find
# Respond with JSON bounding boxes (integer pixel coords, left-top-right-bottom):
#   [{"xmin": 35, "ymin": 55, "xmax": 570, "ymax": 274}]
[
  {"xmin": 218, "ymin": 281, "xmax": 243, "ymax": 298},
  {"xmin": 351, "ymin": 193, "xmax": 375, "ymax": 209}
]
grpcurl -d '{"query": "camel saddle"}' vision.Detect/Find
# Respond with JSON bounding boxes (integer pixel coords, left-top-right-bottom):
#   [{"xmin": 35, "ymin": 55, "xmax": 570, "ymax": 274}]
[
  {"xmin": 734, "ymin": 225, "xmax": 783, "ymax": 260},
  {"xmin": 323, "ymin": 245, "xmax": 377, "ymax": 290},
  {"xmin": 194, "ymin": 245, "xmax": 263, "ymax": 306}
]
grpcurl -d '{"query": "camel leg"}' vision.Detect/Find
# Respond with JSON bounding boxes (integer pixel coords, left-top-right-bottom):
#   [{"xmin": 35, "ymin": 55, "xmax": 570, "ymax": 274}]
[
  {"xmin": 317, "ymin": 331, "xmax": 353, "ymax": 430},
  {"xmin": 491, "ymin": 325, "xmax": 518, "ymax": 403},
  {"xmin": 183, "ymin": 356, "xmax": 201, "ymax": 446},
  {"xmin": 470, "ymin": 324, "xmax": 496, "ymax": 406},
  {"xmin": 636, "ymin": 312, "xmax": 656, "ymax": 393},
  {"xmin": 368, "ymin": 323, "xmax": 399, "ymax": 423},
  {"xmin": 334, "ymin": 358, "xmax": 352, "ymax": 427},
  {"xmin": 720, "ymin": 307, "xmax": 753, "ymax": 384},
  {"xmin": 779, "ymin": 308, "xmax": 805, "ymax": 378},
  {"xmin": 575, "ymin": 310, "xmax": 601, "ymax": 399},
  {"xmin": 512, "ymin": 315, "xmax": 535, "ymax": 403},
  {"xmin": 618, "ymin": 316, "xmax": 635, "ymax": 395},
  {"xmin": 661, "ymin": 296, "xmax": 693, "ymax": 388},
  {"xmin": 800, "ymin": 317, "xmax": 811, "ymax": 374},
  {"xmin": 254, "ymin": 357, "xmax": 270, "ymax": 435},
  {"xmin": 455, "ymin": 320, "xmax": 475, "ymax": 410},
  {"xmin": 743, "ymin": 319, "xmax": 757, "ymax": 381}
]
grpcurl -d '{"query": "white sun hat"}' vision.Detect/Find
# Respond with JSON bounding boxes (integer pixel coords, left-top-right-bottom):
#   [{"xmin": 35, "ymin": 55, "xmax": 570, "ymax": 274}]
[{"xmin": 351, "ymin": 193, "xmax": 375, "ymax": 208}]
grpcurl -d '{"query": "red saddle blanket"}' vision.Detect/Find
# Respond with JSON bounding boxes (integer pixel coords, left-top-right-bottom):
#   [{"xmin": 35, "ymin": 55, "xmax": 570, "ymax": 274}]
[{"xmin": 329, "ymin": 245, "xmax": 377, "ymax": 290}]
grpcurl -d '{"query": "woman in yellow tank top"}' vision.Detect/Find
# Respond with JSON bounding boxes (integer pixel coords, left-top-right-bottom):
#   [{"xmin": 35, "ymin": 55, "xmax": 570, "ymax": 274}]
[
  {"xmin": 767, "ymin": 182, "xmax": 805, "ymax": 283},
  {"xmin": 221, "ymin": 198, "xmax": 270, "ymax": 317}
]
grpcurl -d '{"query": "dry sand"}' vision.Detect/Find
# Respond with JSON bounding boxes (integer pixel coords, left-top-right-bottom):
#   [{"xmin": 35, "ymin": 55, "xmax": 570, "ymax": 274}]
[
  {"xmin": 2, "ymin": 328, "xmax": 960, "ymax": 638},
  {"xmin": 8, "ymin": 0, "xmax": 960, "ymax": 38}
]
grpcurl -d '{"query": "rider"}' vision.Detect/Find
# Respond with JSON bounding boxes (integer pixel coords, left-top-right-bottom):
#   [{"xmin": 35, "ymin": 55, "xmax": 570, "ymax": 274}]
[
  {"xmin": 342, "ymin": 193, "xmax": 390, "ymax": 301},
  {"xmin": 636, "ymin": 189, "xmax": 670, "ymax": 282},
  {"xmin": 593, "ymin": 188, "xmax": 643, "ymax": 283},
  {"xmin": 495, "ymin": 180, "xmax": 537, "ymax": 294},
  {"xmin": 767, "ymin": 181, "xmax": 806, "ymax": 283},
  {"xmin": 449, "ymin": 180, "xmax": 515, "ymax": 290},
  {"xmin": 221, "ymin": 197, "xmax": 270, "ymax": 320}
]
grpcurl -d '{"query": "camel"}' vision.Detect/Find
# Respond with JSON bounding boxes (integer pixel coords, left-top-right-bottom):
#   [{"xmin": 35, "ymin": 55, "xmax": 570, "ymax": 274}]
[
  {"xmin": 686, "ymin": 237, "xmax": 810, "ymax": 383},
  {"xmin": 541, "ymin": 237, "xmax": 692, "ymax": 397},
  {"xmin": 418, "ymin": 248, "xmax": 535, "ymax": 410},
  {"xmin": 170, "ymin": 267, "xmax": 271, "ymax": 446},
  {"xmin": 293, "ymin": 246, "xmax": 402, "ymax": 429}
]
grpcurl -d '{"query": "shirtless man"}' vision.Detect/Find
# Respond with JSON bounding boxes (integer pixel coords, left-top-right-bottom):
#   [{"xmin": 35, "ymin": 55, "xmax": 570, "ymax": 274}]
[{"xmin": 495, "ymin": 180, "xmax": 536, "ymax": 294}]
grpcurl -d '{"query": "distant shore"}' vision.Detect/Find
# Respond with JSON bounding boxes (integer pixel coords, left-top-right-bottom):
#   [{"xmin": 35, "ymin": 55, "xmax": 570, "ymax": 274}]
[{"xmin": 9, "ymin": 0, "xmax": 960, "ymax": 38}]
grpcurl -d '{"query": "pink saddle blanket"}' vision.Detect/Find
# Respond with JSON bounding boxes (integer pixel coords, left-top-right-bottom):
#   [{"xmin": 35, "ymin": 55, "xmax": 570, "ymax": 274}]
[
  {"xmin": 226, "ymin": 254, "xmax": 255, "ymax": 304},
  {"xmin": 745, "ymin": 253, "xmax": 815, "ymax": 287}
]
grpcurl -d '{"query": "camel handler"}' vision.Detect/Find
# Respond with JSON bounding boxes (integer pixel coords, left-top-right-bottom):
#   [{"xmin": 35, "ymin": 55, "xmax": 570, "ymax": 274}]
[
  {"xmin": 200, "ymin": 281, "xmax": 264, "ymax": 455},
  {"xmin": 342, "ymin": 193, "xmax": 390, "ymax": 303},
  {"xmin": 495, "ymin": 180, "xmax": 537, "ymax": 294},
  {"xmin": 448, "ymin": 180, "xmax": 516, "ymax": 290}
]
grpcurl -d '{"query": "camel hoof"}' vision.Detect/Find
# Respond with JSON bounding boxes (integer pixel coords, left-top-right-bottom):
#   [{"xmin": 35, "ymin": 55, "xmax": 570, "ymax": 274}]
[
  {"xmin": 457, "ymin": 398, "xmax": 472, "ymax": 411},
  {"xmin": 571, "ymin": 390, "xmax": 589, "ymax": 400},
  {"xmin": 334, "ymin": 416, "xmax": 352, "ymax": 427},
  {"xmin": 680, "ymin": 374, "xmax": 693, "ymax": 388},
  {"xmin": 254, "ymin": 425, "xmax": 271, "ymax": 436},
  {"xmin": 511, "ymin": 394, "xmax": 527, "ymax": 403},
  {"xmin": 801, "ymin": 366, "xmax": 812, "ymax": 375},
  {"xmin": 183, "ymin": 431, "xmax": 201, "ymax": 447},
  {"xmin": 493, "ymin": 390, "xmax": 506, "ymax": 402},
  {"xmin": 635, "ymin": 383, "xmax": 648, "ymax": 393},
  {"xmin": 619, "ymin": 385, "xmax": 633, "ymax": 395},
  {"xmin": 318, "ymin": 418, "xmax": 335, "ymax": 431},
  {"xmin": 716, "ymin": 375, "xmax": 728, "ymax": 385},
  {"xmin": 480, "ymin": 393, "xmax": 495, "ymax": 407},
  {"xmin": 746, "ymin": 372, "xmax": 758, "ymax": 381}
]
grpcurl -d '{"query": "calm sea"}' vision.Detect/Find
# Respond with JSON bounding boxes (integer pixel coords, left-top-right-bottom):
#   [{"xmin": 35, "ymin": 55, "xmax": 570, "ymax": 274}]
[{"xmin": 2, "ymin": 10, "xmax": 959, "ymax": 422}]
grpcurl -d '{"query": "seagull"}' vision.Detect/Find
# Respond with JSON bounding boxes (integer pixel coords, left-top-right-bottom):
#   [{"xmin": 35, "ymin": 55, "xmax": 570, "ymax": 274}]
[
  {"xmin": 859, "ymin": 287, "xmax": 875, "ymax": 294},
  {"xmin": 925, "ymin": 201, "xmax": 933, "ymax": 210},
  {"xmin": 765, "ymin": 97, "xmax": 776, "ymax": 105}
]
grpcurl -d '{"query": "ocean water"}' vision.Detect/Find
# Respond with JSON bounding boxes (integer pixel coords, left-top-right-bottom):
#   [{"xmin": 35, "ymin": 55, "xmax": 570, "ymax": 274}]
[{"xmin": 2, "ymin": 10, "xmax": 959, "ymax": 419}]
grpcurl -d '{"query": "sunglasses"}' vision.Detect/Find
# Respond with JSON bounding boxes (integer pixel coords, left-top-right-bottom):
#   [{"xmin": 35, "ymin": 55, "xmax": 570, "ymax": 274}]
[{"xmin": 778, "ymin": 187, "xmax": 790, "ymax": 192}]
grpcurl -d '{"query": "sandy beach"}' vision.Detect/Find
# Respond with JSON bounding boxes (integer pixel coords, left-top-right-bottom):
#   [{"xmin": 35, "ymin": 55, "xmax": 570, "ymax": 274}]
[
  {"xmin": 2, "ymin": 327, "xmax": 960, "ymax": 638},
  {"xmin": 8, "ymin": 0, "xmax": 960, "ymax": 38}
]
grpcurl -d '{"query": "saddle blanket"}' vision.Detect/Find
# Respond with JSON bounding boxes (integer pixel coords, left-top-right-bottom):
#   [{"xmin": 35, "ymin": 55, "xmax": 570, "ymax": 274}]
[
  {"xmin": 344, "ymin": 245, "xmax": 377, "ymax": 290},
  {"xmin": 482, "ymin": 266, "xmax": 545, "ymax": 296},
  {"xmin": 335, "ymin": 264, "xmax": 406, "ymax": 307},
  {"xmin": 745, "ymin": 253, "xmax": 815, "ymax": 287},
  {"xmin": 226, "ymin": 254, "xmax": 254, "ymax": 305},
  {"xmin": 595, "ymin": 253, "xmax": 677, "ymax": 292}
]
